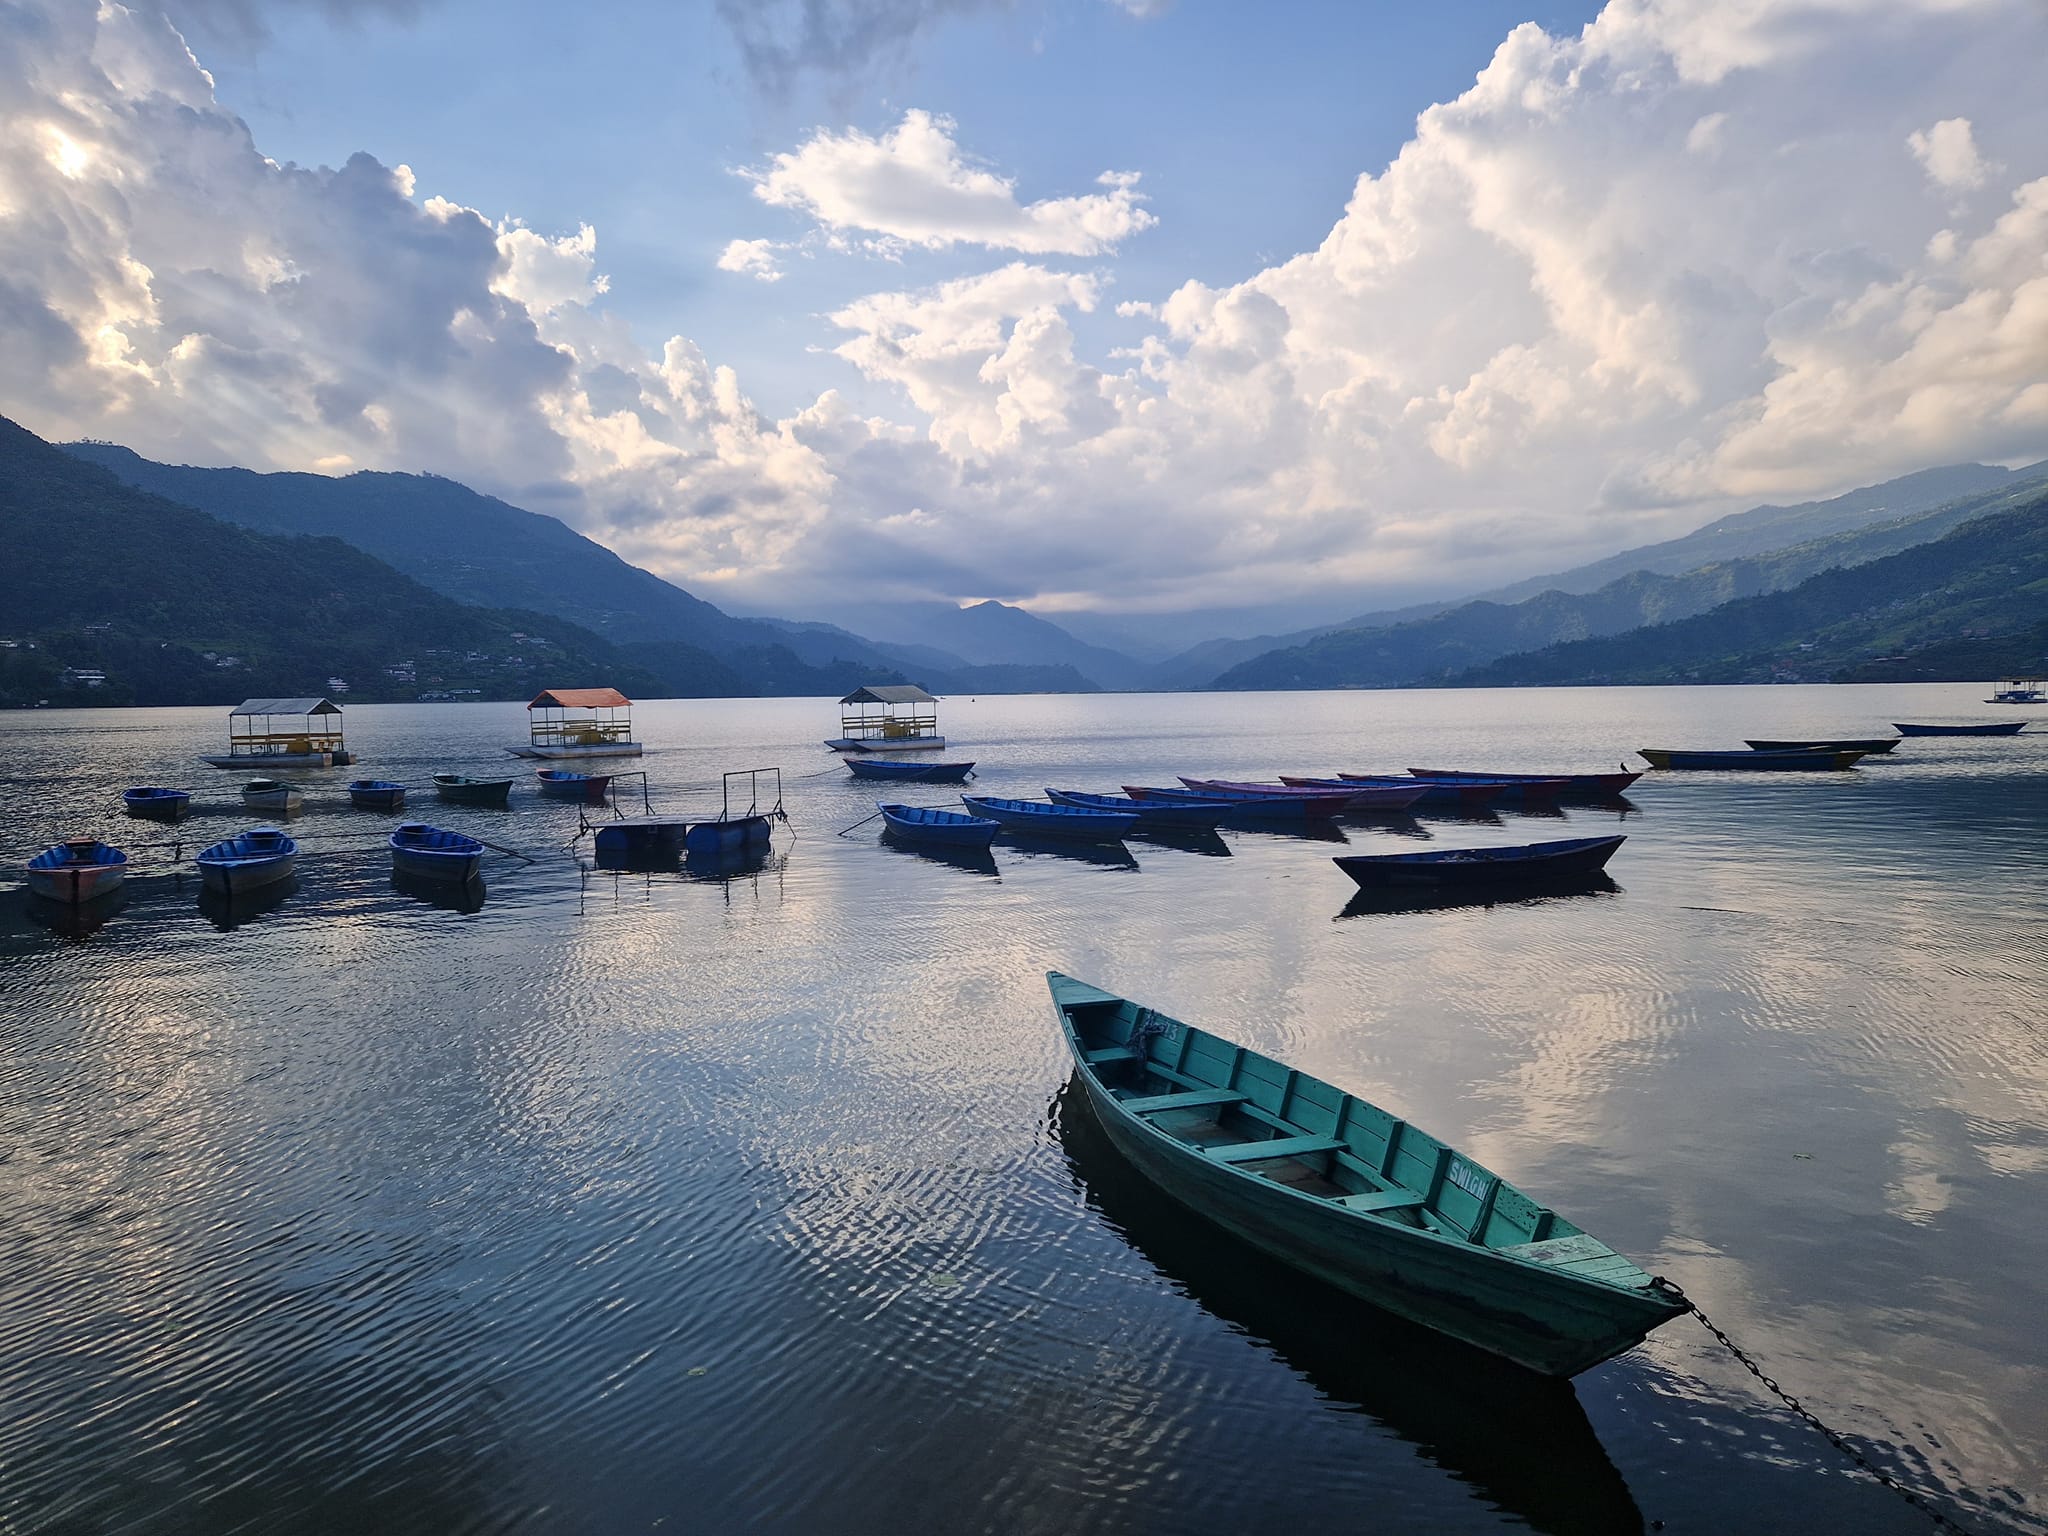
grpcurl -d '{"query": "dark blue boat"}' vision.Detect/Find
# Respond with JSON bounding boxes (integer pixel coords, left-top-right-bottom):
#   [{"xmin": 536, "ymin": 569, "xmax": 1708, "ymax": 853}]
[
  {"xmin": 1892, "ymin": 721, "xmax": 2027, "ymax": 737},
  {"xmin": 1046, "ymin": 788, "xmax": 1233, "ymax": 828},
  {"xmin": 878, "ymin": 802, "xmax": 999, "ymax": 847},
  {"xmin": 961, "ymin": 794, "xmax": 1138, "ymax": 841},
  {"xmin": 1334, "ymin": 835, "xmax": 1625, "ymax": 889},
  {"xmin": 845, "ymin": 757, "xmax": 976, "ymax": 783},
  {"xmin": 1126, "ymin": 785, "xmax": 1344, "ymax": 824},
  {"xmin": 1639, "ymin": 747, "xmax": 1864, "ymax": 770},
  {"xmin": 389, "ymin": 822, "xmax": 483, "ymax": 883},
  {"xmin": 536, "ymin": 768, "xmax": 611, "ymax": 801},
  {"xmin": 26, "ymin": 838, "xmax": 128, "ymax": 904},
  {"xmin": 195, "ymin": 827, "xmax": 297, "ymax": 896},
  {"xmin": 122, "ymin": 786, "xmax": 191, "ymax": 821},
  {"xmin": 348, "ymin": 779, "xmax": 408, "ymax": 811}
]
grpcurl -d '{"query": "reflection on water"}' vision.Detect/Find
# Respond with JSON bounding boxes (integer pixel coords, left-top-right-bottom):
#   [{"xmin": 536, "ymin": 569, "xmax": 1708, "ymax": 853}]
[
  {"xmin": 878, "ymin": 829, "xmax": 1001, "ymax": 878},
  {"xmin": 1125, "ymin": 825, "xmax": 1232, "ymax": 858},
  {"xmin": 198, "ymin": 873, "xmax": 300, "ymax": 929},
  {"xmin": 1336, "ymin": 872, "xmax": 1623, "ymax": 920},
  {"xmin": 1054, "ymin": 1080, "xmax": 1645, "ymax": 1536},
  {"xmin": 24, "ymin": 886, "xmax": 127, "ymax": 938},
  {"xmin": 996, "ymin": 832, "xmax": 1141, "ymax": 870},
  {"xmin": 391, "ymin": 871, "xmax": 488, "ymax": 913},
  {"xmin": 0, "ymin": 685, "xmax": 2043, "ymax": 1535}
]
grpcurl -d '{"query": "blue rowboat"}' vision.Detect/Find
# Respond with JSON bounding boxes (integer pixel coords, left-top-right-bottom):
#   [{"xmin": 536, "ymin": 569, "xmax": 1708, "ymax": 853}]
[
  {"xmin": 195, "ymin": 827, "xmax": 297, "ymax": 896},
  {"xmin": 26, "ymin": 838, "xmax": 127, "ymax": 904},
  {"xmin": 433, "ymin": 773, "xmax": 515, "ymax": 806},
  {"xmin": 1049, "ymin": 972, "xmax": 1686, "ymax": 1376},
  {"xmin": 1744, "ymin": 738, "xmax": 1900, "ymax": 754},
  {"xmin": 960, "ymin": 794, "xmax": 1138, "ymax": 841},
  {"xmin": 845, "ymin": 758, "xmax": 976, "ymax": 783},
  {"xmin": 1407, "ymin": 768, "xmax": 1641, "ymax": 800},
  {"xmin": 1639, "ymin": 747, "xmax": 1864, "ymax": 770},
  {"xmin": 878, "ymin": 802, "xmax": 999, "ymax": 848},
  {"xmin": 536, "ymin": 769, "xmax": 611, "ymax": 801},
  {"xmin": 1334, "ymin": 835, "xmax": 1625, "ymax": 889},
  {"xmin": 347, "ymin": 779, "xmax": 408, "ymax": 811},
  {"xmin": 1126, "ymin": 785, "xmax": 1344, "ymax": 824},
  {"xmin": 122, "ymin": 786, "xmax": 191, "ymax": 821},
  {"xmin": 389, "ymin": 822, "xmax": 483, "ymax": 883},
  {"xmin": 242, "ymin": 779, "xmax": 303, "ymax": 814},
  {"xmin": 1892, "ymin": 721, "xmax": 2026, "ymax": 737},
  {"xmin": 1283, "ymin": 774, "xmax": 1510, "ymax": 808},
  {"xmin": 1046, "ymin": 788, "xmax": 1233, "ymax": 828}
]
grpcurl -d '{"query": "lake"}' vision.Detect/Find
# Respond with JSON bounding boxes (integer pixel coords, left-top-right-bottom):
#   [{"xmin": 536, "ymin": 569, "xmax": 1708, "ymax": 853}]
[{"xmin": 1, "ymin": 684, "xmax": 2043, "ymax": 1535}]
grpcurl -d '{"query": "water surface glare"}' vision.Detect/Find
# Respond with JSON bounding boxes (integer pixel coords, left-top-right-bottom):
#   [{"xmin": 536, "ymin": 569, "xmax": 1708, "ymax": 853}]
[{"xmin": 1, "ymin": 686, "xmax": 2043, "ymax": 1535}]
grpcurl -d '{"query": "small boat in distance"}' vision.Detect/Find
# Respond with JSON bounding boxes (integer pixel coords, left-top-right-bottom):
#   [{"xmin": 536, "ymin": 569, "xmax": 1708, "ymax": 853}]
[
  {"xmin": 1639, "ymin": 747, "xmax": 1865, "ymax": 770},
  {"xmin": 389, "ymin": 823, "xmax": 484, "ymax": 884},
  {"xmin": 878, "ymin": 802, "xmax": 999, "ymax": 847},
  {"xmin": 242, "ymin": 779, "xmax": 304, "ymax": 813},
  {"xmin": 1048, "ymin": 973, "xmax": 1687, "ymax": 1375},
  {"xmin": 1744, "ymin": 738, "xmax": 1900, "ymax": 754},
  {"xmin": 26, "ymin": 838, "xmax": 127, "ymax": 904},
  {"xmin": 194, "ymin": 827, "xmax": 297, "ymax": 895},
  {"xmin": 508, "ymin": 687, "xmax": 643, "ymax": 759},
  {"xmin": 122, "ymin": 786, "xmax": 191, "ymax": 821},
  {"xmin": 1334, "ymin": 835, "xmax": 1625, "ymax": 889},
  {"xmin": 1046, "ymin": 789, "xmax": 1233, "ymax": 828},
  {"xmin": 961, "ymin": 794, "xmax": 1138, "ymax": 841},
  {"xmin": 1407, "ymin": 768, "xmax": 1641, "ymax": 800},
  {"xmin": 827, "ymin": 685, "xmax": 947, "ymax": 753},
  {"xmin": 844, "ymin": 757, "xmax": 976, "ymax": 783},
  {"xmin": 1986, "ymin": 678, "xmax": 2045, "ymax": 704},
  {"xmin": 433, "ymin": 773, "xmax": 515, "ymax": 805},
  {"xmin": 535, "ymin": 769, "xmax": 611, "ymax": 802},
  {"xmin": 347, "ymin": 779, "xmax": 407, "ymax": 811},
  {"xmin": 201, "ymin": 697, "xmax": 350, "ymax": 768},
  {"xmin": 1892, "ymin": 721, "xmax": 2028, "ymax": 737}
]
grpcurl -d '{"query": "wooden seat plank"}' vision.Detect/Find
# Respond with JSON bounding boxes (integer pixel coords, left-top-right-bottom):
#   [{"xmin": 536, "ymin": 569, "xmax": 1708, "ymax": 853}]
[
  {"xmin": 1337, "ymin": 1189, "xmax": 1427, "ymax": 1214},
  {"xmin": 1122, "ymin": 1087, "xmax": 1248, "ymax": 1115},
  {"xmin": 1208, "ymin": 1135, "xmax": 1346, "ymax": 1165}
]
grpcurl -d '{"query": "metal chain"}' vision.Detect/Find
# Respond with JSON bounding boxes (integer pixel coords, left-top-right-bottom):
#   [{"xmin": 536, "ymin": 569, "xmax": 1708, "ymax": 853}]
[{"xmin": 1648, "ymin": 1277, "xmax": 1982, "ymax": 1535}]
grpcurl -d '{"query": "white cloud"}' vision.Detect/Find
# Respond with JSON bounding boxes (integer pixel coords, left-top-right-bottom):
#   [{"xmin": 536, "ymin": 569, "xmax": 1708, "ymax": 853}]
[
  {"xmin": 742, "ymin": 109, "xmax": 1156, "ymax": 256},
  {"xmin": 1, "ymin": 0, "xmax": 2045, "ymax": 625},
  {"xmin": 716, "ymin": 237, "xmax": 787, "ymax": 282},
  {"xmin": 1908, "ymin": 116, "xmax": 1994, "ymax": 191}
]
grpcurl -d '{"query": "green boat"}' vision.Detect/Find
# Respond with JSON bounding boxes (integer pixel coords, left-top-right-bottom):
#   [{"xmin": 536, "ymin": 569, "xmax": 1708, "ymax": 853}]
[
  {"xmin": 432, "ymin": 773, "xmax": 514, "ymax": 807},
  {"xmin": 1049, "ymin": 972, "xmax": 1687, "ymax": 1376}
]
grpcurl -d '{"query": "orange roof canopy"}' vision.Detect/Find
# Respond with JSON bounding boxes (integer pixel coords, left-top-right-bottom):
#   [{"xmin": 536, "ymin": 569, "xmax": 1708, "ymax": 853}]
[{"xmin": 528, "ymin": 687, "xmax": 632, "ymax": 710}]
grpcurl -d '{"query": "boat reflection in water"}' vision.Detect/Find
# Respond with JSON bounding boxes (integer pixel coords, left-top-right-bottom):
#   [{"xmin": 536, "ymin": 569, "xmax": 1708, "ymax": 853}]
[
  {"xmin": 1053, "ymin": 1079, "xmax": 1645, "ymax": 1536},
  {"xmin": 684, "ymin": 843, "xmax": 778, "ymax": 882},
  {"xmin": 877, "ymin": 828, "xmax": 1000, "ymax": 878},
  {"xmin": 25, "ymin": 886, "xmax": 128, "ymax": 939},
  {"xmin": 198, "ymin": 875, "xmax": 299, "ymax": 931},
  {"xmin": 390, "ymin": 870, "xmax": 487, "ymax": 914},
  {"xmin": 1124, "ymin": 824, "xmax": 1232, "ymax": 858},
  {"xmin": 1337, "ymin": 873, "xmax": 1622, "ymax": 921},
  {"xmin": 996, "ymin": 832, "xmax": 1139, "ymax": 871}
]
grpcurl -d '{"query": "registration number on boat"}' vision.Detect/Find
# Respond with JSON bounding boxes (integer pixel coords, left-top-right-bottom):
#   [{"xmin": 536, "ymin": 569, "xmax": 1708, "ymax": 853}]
[{"xmin": 1445, "ymin": 1158, "xmax": 1493, "ymax": 1199}]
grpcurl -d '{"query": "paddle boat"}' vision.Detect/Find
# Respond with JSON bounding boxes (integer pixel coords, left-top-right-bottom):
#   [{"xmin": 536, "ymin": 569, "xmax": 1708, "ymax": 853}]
[
  {"xmin": 1893, "ymin": 721, "xmax": 2027, "ymax": 737},
  {"xmin": 1045, "ymin": 789, "xmax": 1233, "ymax": 828},
  {"xmin": 536, "ymin": 769, "xmax": 611, "ymax": 802},
  {"xmin": 347, "ymin": 779, "xmax": 407, "ymax": 811},
  {"xmin": 122, "ymin": 786, "xmax": 191, "ymax": 821},
  {"xmin": 827, "ymin": 685, "xmax": 946, "ymax": 753},
  {"xmin": 1334, "ymin": 835, "xmax": 1626, "ymax": 889},
  {"xmin": 26, "ymin": 838, "xmax": 128, "ymax": 904},
  {"xmin": 844, "ymin": 757, "xmax": 976, "ymax": 783},
  {"xmin": 201, "ymin": 697, "xmax": 349, "ymax": 768},
  {"xmin": 194, "ymin": 827, "xmax": 298, "ymax": 895},
  {"xmin": 878, "ymin": 802, "xmax": 999, "ymax": 847},
  {"xmin": 508, "ymin": 687, "xmax": 642, "ymax": 759},
  {"xmin": 1986, "ymin": 678, "xmax": 2045, "ymax": 704},
  {"xmin": 960, "ymin": 794, "xmax": 1138, "ymax": 841},
  {"xmin": 1048, "ymin": 973, "xmax": 1687, "ymax": 1376},
  {"xmin": 1284, "ymin": 774, "xmax": 1506, "ymax": 808},
  {"xmin": 1125, "ymin": 785, "xmax": 1353, "ymax": 824},
  {"xmin": 1639, "ymin": 747, "xmax": 1865, "ymax": 770},
  {"xmin": 242, "ymin": 779, "xmax": 304, "ymax": 814},
  {"xmin": 389, "ymin": 823, "xmax": 484, "ymax": 884},
  {"xmin": 433, "ymin": 773, "xmax": 515, "ymax": 805},
  {"xmin": 1406, "ymin": 768, "xmax": 1639, "ymax": 801},
  {"xmin": 1743, "ymin": 738, "xmax": 1899, "ymax": 754}
]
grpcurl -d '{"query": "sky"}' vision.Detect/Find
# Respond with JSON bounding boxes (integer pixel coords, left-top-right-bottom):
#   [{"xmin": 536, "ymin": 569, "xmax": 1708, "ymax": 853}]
[{"xmin": 3, "ymin": 0, "xmax": 2045, "ymax": 640}]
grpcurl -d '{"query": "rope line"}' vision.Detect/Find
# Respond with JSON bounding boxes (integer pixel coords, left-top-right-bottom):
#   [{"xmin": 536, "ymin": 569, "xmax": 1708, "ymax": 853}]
[{"xmin": 1649, "ymin": 1277, "xmax": 1983, "ymax": 1535}]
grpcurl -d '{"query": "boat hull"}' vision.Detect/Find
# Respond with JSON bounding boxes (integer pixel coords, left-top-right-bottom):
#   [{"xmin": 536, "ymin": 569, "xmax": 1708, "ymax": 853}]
[
  {"xmin": 1743, "ymin": 738, "xmax": 1899, "ymax": 753},
  {"xmin": 962, "ymin": 795, "xmax": 1136, "ymax": 841},
  {"xmin": 845, "ymin": 758, "xmax": 976, "ymax": 782},
  {"xmin": 198, "ymin": 855, "xmax": 294, "ymax": 896},
  {"xmin": 1127, "ymin": 786, "xmax": 1342, "ymax": 823},
  {"xmin": 1406, "ymin": 769, "xmax": 1637, "ymax": 800},
  {"xmin": 536, "ymin": 772, "xmax": 611, "ymax": 802},
  {"xmin": 25, "ymin": 863, "xmax": 125, "ymax": 904},
  {"xmin": 1046, "ymin": 789, "xmax": 1232, "ymax": 827},
  {"xmin": 826, "ymin": 736, "xmax": 948, "ymax": 753},
  {"xmin": 390, "ymin": 847, "xmax": 482, "ymax": 883},
  {"xmin": 508, "ymin": 742, "xmax": 644, "ymax": 760},
  {"xmin": 1892, "ymin": 721, "xmax": 2027, "ymax": 737},
  {"xmin": 684, "ymin": 816, "xmax": 774, "ymax": 856},
  {"xmin": 879, "ymin": 804, "xmax": 997, "ymax": 847},
  {"xmin": 1639, "ymin": 748, "xmax": 1866, "ymax": 770},
  {"xmin": 434, "ymin": 776, "xmax": 514, "ymax": 805},
  {"xmin": 1335, "ymin": 835, "xmax": 1626, "ymax": 889},
  {"xmin": 241, "ymin": 789, "xmax": 304, "ymax": 813},
  {"xmin": 201, "ymin": 752, "xmax": 331, "ymax": 769},
  {"xmin": 1290, "ymin": 775, "xmax": 1506, "ymax": 808},
  {"xmin": 347, "ymin": 785, "xmax": 407, "ymax": 811},
  {"xmin": 122, "ymin": 790, "xmax": 191, "ymax": 821}
]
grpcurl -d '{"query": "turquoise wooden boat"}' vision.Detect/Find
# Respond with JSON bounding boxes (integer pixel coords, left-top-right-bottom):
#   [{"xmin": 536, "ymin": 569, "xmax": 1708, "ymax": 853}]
[{"xmin": 1049, "ymin": 973, "xmax": 1686, "ymax": 1376}]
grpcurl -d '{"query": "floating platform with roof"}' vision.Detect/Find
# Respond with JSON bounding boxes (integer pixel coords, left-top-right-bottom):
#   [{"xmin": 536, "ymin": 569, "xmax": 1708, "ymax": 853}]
[
  {"xmin": 507, "ymin": 687, "xmax": 643, "ymax": 759},
  {"xmin": 201, "ymin": 698, "xmax": 351, "ymax": 768},
  {"xmin": 826, "ymin": 684, "xmax": 946, "ymax": 752}
]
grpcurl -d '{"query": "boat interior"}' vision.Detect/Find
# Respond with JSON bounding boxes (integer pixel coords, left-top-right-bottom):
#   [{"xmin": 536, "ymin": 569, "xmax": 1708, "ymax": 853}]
[{"xmin": 1058, "ymin": 985, "xmax": 1648, "ymax": 1281}]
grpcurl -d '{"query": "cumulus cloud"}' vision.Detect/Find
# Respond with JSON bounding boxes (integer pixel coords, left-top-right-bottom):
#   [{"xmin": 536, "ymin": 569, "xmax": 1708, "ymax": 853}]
[
  {"xmin": 2, "ymin": 0, "xmax": 2046, "ymax": 624},
  {"xmin": 742, "ymin": 110, "xmax": 1155, "ymax": 256},
  {"xmin": 716, "ymin": 238, "xmax": 787, "ymax": 282}
]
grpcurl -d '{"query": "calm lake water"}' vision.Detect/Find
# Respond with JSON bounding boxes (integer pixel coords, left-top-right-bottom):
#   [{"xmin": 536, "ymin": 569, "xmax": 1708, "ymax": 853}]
[{"xmin": 2, "ymin": 685, "xmax": 2044, "ymax": 1535}]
